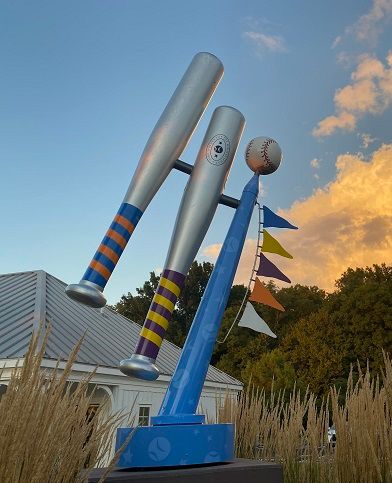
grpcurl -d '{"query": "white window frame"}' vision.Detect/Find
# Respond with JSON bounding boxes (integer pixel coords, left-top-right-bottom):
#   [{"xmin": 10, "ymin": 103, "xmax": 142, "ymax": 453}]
[{"xmin": 138, "ymin": 405, "xmax": 151, "ymax": 426}]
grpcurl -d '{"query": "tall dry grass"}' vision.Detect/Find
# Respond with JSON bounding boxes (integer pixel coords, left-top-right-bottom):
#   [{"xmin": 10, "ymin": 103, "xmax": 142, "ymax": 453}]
[
  {"xmin": 0, "ymin": 328, "xmax": 129, "ymax": 483},
  {"xmin": 219, "ymin": 352, "xmax": 392, "ymax": 483}
]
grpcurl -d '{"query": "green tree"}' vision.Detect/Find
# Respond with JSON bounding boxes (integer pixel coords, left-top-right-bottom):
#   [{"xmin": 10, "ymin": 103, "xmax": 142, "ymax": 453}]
[
  {"xmin": 113, "ymin": 271, "xmax": 159, "ymax": 324},
  {"xmin": 282, "ymin": 310, "xmax": 344, "ymax": 395},
  {"xmin": 327, "ymin": 264, "xmax": 392, "ymax": 374},
  {"xmin": 171, "ymin": 261, "xmax": 213, "ymax": 346},
  {"xmin": 214, "ymin": 282, "xmax": 326, "ymax": 381},
  {"xmin": 282, "ymin": 264, "xmax": 392, "ymax": 395},
  {"xmin": 227, "ymin": 284, "xmax": 247, "ymax": 306},
  {"xmin": 254, "ymin": 283, "xmax": 326, "ymax": 352},
  {"xmin": 241, "ymin": 349, "xmax": 299, "ymax": 393},
  {"xmin": 114, "ymin": 260, "xmax": 392, "ymax": 396},
  {"xmin": 214, "ymin": 306, "xmax": 267, "ymax": 379}
]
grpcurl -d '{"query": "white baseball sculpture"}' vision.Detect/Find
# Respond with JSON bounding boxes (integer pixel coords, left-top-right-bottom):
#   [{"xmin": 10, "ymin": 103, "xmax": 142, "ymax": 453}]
[{"xmin": 245, "ymin": 136, "xmax": 282, "ymax": 175}]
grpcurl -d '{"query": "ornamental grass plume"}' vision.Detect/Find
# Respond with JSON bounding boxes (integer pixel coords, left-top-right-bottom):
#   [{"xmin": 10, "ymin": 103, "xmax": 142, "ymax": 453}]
[
  {"xmin": 219, "ymin": 352, "xmax": 392, "ymax": 483},
  {"xmin": 0, "ymin": 326, "xmax": 128, "ymax": 483},
  {"xmin": 330, "ymin": 352, "xmax": 392, "ymax": 483}
]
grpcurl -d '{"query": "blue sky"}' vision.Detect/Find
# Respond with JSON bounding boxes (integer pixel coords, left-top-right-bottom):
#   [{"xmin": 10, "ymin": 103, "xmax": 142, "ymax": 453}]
[{"xmin": 1, "ymin": 0, "xmax": 391, "ymax": 303}]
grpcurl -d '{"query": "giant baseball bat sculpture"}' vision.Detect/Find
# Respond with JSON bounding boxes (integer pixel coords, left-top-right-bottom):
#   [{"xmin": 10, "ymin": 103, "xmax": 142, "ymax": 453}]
[
  {"xmin": 115, "ymin": 137, "xmax": 283, "ymax": 468},
  {"xmin": 66, "ymin": 52, "xmax": 223, "ymax": 308},
  {"xmin": 120, "ymin": 106, "xmax": 245, "ymax": 380}
]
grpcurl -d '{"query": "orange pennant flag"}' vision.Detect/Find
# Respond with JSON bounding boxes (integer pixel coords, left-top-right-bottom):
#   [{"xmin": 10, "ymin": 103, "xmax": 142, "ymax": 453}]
[{"xmin": 249, "ymin": 278, "xmax": 285, "ymax": 312}]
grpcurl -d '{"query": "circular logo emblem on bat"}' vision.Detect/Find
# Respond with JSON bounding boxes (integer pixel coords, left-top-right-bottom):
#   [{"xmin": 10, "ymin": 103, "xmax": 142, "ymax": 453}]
[{"xmin": 206, "ymin": 134, "xmax": 230, "ymax": 166}]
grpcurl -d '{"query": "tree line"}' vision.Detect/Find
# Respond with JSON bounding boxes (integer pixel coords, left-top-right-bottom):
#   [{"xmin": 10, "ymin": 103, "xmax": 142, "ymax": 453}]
[{"xmin": 113, "ymin": 262, "xmax": 392, "ymax": 396}]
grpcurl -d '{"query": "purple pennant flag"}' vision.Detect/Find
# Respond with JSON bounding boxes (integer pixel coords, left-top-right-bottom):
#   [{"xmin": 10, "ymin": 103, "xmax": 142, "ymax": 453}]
[{"xmin": 257, "ymin": 253, "xmax": 291, "ymax": 283}]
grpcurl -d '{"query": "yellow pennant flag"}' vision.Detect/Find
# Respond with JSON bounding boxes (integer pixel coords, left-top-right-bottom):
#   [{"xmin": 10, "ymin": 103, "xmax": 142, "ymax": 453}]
[
  {"xmin": 261, "ymin": 230, "xmax": 293, "ymax": 259},
  {"xmin": 249, "ymin": 277, "xmax": 285, "ymax": 312}
]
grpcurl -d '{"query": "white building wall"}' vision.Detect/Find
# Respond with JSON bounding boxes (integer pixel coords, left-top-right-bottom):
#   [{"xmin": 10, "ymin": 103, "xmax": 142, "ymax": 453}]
[
  {"xmin": 0, "ymin": 358, "xmax": 241, "ymax": 426},
  {"xmin": 0, "ymin": 358, "xmax": 241, "ymax": 464},
  {"xmin": 113, "ymin": 382, "xmax": 236, "ymax": 426}
]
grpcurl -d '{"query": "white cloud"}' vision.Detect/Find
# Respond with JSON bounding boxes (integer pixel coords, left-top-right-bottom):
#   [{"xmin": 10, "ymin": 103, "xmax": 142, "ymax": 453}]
[
  {"xmin": 350, "ymin": 0, "xmax": 392, "ymax": 45},
  {"xmin": 203, "ymin": 244, "xmax": 222, "ymax": 259},
  {"xmin": 243, "ymin": 31, "xmax": 287, "ymax": 54},
  {"xmin": 359, "ymin": 133, "xmax": 377, "ymax": 148},
  {"xmin": 332, "ymin": 36, "xmax": 342, "ymax": 49},
  {"xmin": 203, "ymin": 144, "xmax": 392, "ymax": 291},
  {"xmin": 310, "ymin": 158, "xmax": 320, "ymax": 169},
  {"xmin": 334, "ymin": 0, "xmax": 392, "ymax": 47},
  {"xmin": 313, "ymin": 52, "xmax": 392, "ymax": 137},
  {"xmin": 336, "ymin": 51, "xmax": 359, "ymax": 69}
]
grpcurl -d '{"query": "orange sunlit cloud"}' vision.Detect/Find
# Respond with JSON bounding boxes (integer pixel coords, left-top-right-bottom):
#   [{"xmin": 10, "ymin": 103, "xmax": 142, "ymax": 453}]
[
  {"xmin": 313, "ymin": 52, "xmax": 392, "ymax": 137},
  {"xmin": 203, "ymin": 144, "xmax": 392, "ymax": 291}
]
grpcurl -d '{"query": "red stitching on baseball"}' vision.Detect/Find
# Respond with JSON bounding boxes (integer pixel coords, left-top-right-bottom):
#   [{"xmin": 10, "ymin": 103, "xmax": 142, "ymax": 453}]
[
  {"xmin": 245, "ymin": 139, "xmax": 254, "ymax": 161},
  {"xmin": 262, "ymin": 138, "xmax": 273, "ymax": 165}
]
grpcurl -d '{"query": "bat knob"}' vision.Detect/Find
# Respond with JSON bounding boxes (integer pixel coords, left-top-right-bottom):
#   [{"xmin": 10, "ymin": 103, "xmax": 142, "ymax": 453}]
[
  {"xmin": 119, "ymin": 354, "xmax": 160, "ymax": 381},
  {"xmin": 65, "ymin": 281, "xmax": 107, "ymax": 308}
]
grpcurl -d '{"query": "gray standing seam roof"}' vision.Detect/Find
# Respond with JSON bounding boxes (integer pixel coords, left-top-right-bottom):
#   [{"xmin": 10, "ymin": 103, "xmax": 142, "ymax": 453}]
[{"xmin": 0, "ymin": 270, "xmax": 241, "ymax": 386}]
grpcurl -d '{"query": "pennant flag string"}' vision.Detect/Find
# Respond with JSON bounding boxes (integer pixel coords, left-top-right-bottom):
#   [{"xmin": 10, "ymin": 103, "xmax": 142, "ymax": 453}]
[
  {"xmin": 257, "ymin": 253, "xmax": 291, "ymax": 283},
  {"xmin": 238, "ymin": 302, "xmax": 277, "ymax": 338},
  {"xmin": 262, "ymin": 205, "xmax": 298, "ymax": 230},
  {"xmin": 260, "ymin": 230, "xmax": 293, "ymax": 259},
  {"xmin": 217, "ymin": 202, "xmax": 264, "ymax": 344},
  {"xmin": 218, "ymin": 200, "xmax": 298, "ymax": 344},
  {"xmin": 249, "ymin": 277, "xmax": 285, "ymax": 311}
]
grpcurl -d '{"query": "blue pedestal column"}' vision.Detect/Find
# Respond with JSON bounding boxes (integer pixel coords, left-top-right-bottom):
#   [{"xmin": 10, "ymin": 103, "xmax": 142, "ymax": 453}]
[
  {"xmin": 116, "ymin": 175, "xmax": 259, "ymax": 468},
  {"xmin": 155, "ymin": 174, "xmax": 259, "ymax": 424}
]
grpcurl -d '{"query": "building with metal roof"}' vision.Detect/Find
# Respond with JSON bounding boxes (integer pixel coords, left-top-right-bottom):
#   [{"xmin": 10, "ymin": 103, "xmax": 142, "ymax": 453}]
[{"xmin": 0, "ymin": 269, "xmax": 242, "ymax": 447}]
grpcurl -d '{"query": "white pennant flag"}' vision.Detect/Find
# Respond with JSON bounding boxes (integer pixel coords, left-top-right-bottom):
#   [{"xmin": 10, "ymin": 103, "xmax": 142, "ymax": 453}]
[{"xmin": 238, "ymin": 302, "xmax": 277, "ymax": 338}]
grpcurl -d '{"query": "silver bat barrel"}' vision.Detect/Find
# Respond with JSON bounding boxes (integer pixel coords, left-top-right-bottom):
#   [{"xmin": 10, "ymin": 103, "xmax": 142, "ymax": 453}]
[
  {"xmin": 65, "ymin": 52, "xmax": 224, "ymax": 308},
  {"xmin": 119, "ymin": 106, "xmax": 245, "ymax": 380}
]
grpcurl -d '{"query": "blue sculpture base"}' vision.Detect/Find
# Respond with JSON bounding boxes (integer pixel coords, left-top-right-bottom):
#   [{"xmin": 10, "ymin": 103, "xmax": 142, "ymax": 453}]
[{"xmin": 115, "ymin": 423, "xmax": 234, "ymax": 468}]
